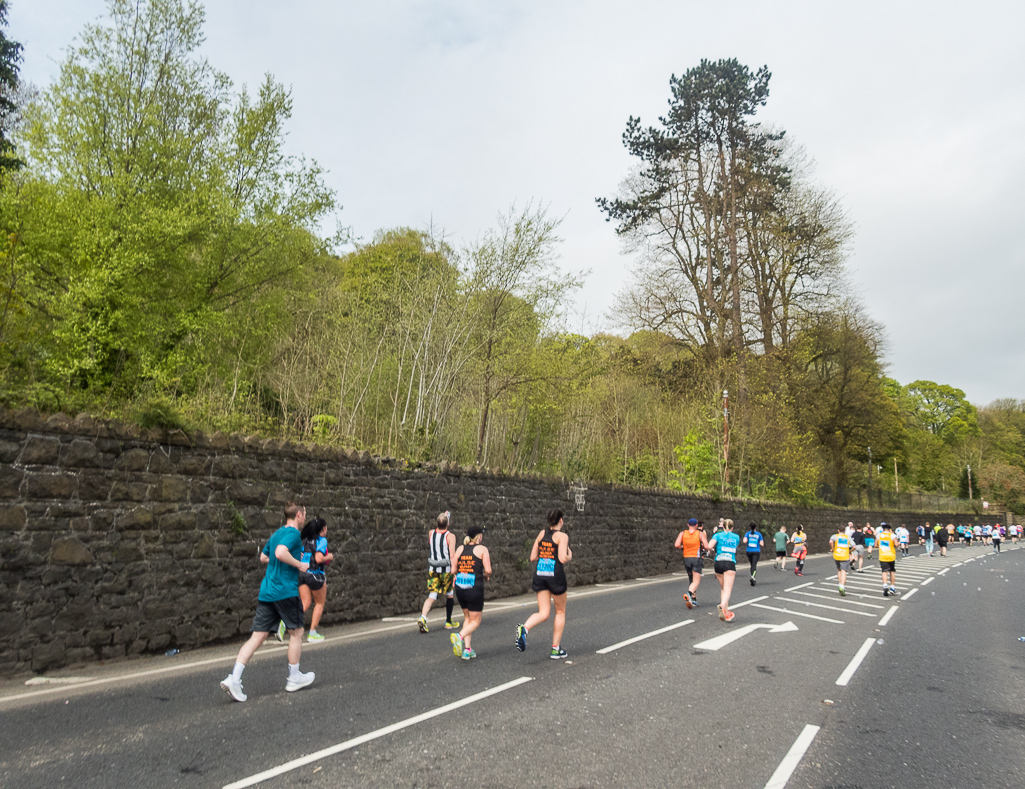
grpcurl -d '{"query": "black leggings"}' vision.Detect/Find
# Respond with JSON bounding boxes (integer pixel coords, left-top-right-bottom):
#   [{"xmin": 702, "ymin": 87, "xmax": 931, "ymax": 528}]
[{"xmin": 746, "ymin": 552, "xmax": 759, "ymax": 574}]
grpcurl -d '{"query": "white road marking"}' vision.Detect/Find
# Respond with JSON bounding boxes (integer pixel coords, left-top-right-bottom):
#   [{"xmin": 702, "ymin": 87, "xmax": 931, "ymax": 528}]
[
  {"xmin": 693, "ymin": 621, "xmax": 798, "ymax": 652},
  {"xmin": 774, "ymin": 597, "xmax": 875, "ymax": 617},
  {"xmin": 920, "ymin": 577, "xmax": 935, "ymax": 586},
  {"xmin": 751, "ymin": 604, "xmax": 843, "ymax": 624},
  {"xmin": 596, "ymin": 619, "xmax": 695, "ymax": 654},
  {"xmin": 23, "ymin": 676, "xmax": 95, "ymax": 685},
  {"xmin": 878, "ymin": 606, "xmax": 898, "ymax": 626},
  {"xmin": 902, "ymin": 588, "xmax": 919, "ymax": 600},
  {"xmin": 791, "ymin": 591, "xmax": 884, "ymax": 609},
  {"xmin": 952, "ymin": 562, "xmax": 963, "ymax": 567},
  {"xmin": 938, "ymin": 568, "xmax": 950, "ymax": 576},
  {"xmin": 785, "ymin": 582, "xmax": 814, "ymax": 592},
  {"xmin": 221, "ymin": 676, "xmax": 534, "ymax": 789},
  {"xmin": 729, "ymin": 595, "xmax": 768, "ymax": 609},
  {"xmin": 763, "ymin": 724, "xmax": 821, "ymax": 789},
  {"xmin": 835, "ymin": 637, "xmax": 877, "ymax": 686}
]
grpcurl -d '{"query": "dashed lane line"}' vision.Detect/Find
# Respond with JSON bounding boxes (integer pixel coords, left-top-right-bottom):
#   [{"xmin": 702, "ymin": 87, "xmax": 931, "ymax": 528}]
[
  {"xmin": 920, "ymin": 577, "xmax": 935, "ymax": 586},
  {"xmin": 763, "ymin": 724, "xmax": 821, "ymax": 789},
  {"xmin": 774, "ymin": 597, "xmax": 876, "ymax": 617},
  {"xmin": 791, "ymin": 591, "xmax": 884, "ymax": 609},
  {"xmin": 221, "ymin": 676, "xmax": 534, "ymax": 789},
  {"xmin": 595, "ymin": 619, "xmax": 695, "ymax": 654},
  {"xmin": 835, "ymin": 637, "xmax": 877, "ymax": 686},
  {"xmin": 878, "ymin": 606, "xmax": 898, "ymax": 626},
  {"xmin": 902, "ymin": 588, "xmax": 919, "ymax": 600},
  {"xmin": 729, "ymin": 595, "xmax": 769, "ymax": 609},
  {"xmin": 750, "ymin": 604, "xmax": 843, "ymax": 624}
]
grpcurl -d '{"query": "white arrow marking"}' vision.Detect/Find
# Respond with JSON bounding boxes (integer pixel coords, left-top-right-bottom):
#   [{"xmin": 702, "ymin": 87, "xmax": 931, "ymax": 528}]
[{"xmin": 693, "ymin": 621, "xmax": 798, "ymax": 651}]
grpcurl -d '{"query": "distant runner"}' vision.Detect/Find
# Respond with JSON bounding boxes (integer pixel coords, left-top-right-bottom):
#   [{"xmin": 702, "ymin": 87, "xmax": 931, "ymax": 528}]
[
  {"xmin": 515, "ymin": 509, "xmax": 573, "ymax": 659},
  {"xmin": 790, "ymin": 525, "xmax": 808, "ymax": 576},
  {"xmin": 829, "ymin": 524, "xmax": 852, "ymax": 596},
  {"xmin": 742, "ymin": 523, "xmax": 764, "ymax": 586},
  {"xmin": 877, "ymin": 523, "xmax": 899, "ymax": 597},
  {"xmin": 707, "ymin": 519, "xmax": 740, "ymax": 622},
  {"xmin": 773, "ymin": 525, "xmax": 788, "ymax": 571},
  {"xmin": 450, "ymin": 525, "xmax": 491, "ymax": 660},
  {"xmin": 895, "ymin": 524, "xmax": 910, "ymax": 557},
  {"xmin": 418, "ymin": 512, "xmax": 458, "ymax": 634},
  {"xmin": 675, "ymin": 518, "xmax": 709, "ymax": 609}
]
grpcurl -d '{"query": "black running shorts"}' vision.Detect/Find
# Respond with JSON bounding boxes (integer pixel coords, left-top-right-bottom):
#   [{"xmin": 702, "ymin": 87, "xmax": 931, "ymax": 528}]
[
  {"xmin": 683, "ymin": 556, "xmax": 703, "ymax": 577},
  {"xmin": 251, "ymin": 597, "xmax": 304, "ymax": 633},
  {"xmin": 455, "ymin": 587, "xmax": 485, "ymax": 613},
  {"xmin": 879, "ymin": 561, "xmax": 896, "ymax": 572},
  {"xmin": 714, "ymin": 560, "xmax": 736, "ymax": 575},
  {"xmin": 531, "ymin": 576, "xmax": 567, "ymax": 596}
]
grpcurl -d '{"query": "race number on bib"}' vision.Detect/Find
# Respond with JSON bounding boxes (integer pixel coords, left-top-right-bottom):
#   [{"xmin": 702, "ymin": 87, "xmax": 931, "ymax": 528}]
[
  {"xmin": 455, "ymin": 572, "xmax": 475, "ymax": 589},
  {"xmin": 536, "ymin": 557, "xmax": 556, "ymax": 577}
]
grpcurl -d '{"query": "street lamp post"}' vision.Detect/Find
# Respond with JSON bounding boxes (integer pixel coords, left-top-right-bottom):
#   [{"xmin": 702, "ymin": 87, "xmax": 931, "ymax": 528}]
[
  {"xmin": 867, "ymin": 446, "xmax": 873, "ymax": 506},
  {"xmin": 722, "ymin": 390, "xmax": 730, "ymax": 493}
]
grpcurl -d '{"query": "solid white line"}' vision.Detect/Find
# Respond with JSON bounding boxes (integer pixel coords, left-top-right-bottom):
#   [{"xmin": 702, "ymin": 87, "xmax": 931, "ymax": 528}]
[
  {"xmin": 221, "ymin": 676, "xmax": 534, "ymax": 789},
  {"xmin": 792, "ymin": 591, "xmax": 884, "ymax": 609},
  {"xmin": 774, "ymin": 597, "xmax": 875, "ymax": 617},
  {"xmin": 596, "ymin": 619, "xmax": 695, "ymax": 654},
  {"xmin": 920, "ymin": 577, "xmax": 935, "ymax": 586},
  {"xmin": 785, "ymin": 582, "xmax": 814, "ymax": 592},
  {"xmin": 751, "ymin": 604, "xmax": 843, "ymax": 624},
  {"xmin": 902, "ymin": 588, "xmax": 919, "ymax": 600},
  {"xmin": 835, "ymin": 637, "xmax": 877, "ymax": 686},
  {"xmin": 763, "ymin": 724, "xmax": 821, "ymax": 789},
  {"xmin": 938, "ymin": 568, "xmax": 950, "ymax": 576},
  {"xmin": 952, "ymin": 562, "xmax": 963, "ymax": 567},
  {"xmin": 878, "ymin": 606, "xmax": 898, "ymax": 626}
]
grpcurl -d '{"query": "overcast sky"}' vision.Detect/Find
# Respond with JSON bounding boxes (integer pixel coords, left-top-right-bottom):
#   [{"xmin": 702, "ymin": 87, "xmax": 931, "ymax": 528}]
[{"xmin": 12, "ymin": 1, "xmax": 1025, "ymax": 406}]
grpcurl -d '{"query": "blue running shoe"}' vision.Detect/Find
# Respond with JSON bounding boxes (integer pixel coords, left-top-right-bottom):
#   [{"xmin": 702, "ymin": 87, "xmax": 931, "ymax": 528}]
[{"xmin": 515, "ymin": 624, "xmax": 527, "ymax": 652}]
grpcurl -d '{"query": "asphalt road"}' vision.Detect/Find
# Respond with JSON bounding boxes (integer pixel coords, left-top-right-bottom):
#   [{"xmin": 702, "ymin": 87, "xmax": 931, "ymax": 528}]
[{"xmin": 1, "ymin": 541, "xmax": 1020, "ymax": 789}]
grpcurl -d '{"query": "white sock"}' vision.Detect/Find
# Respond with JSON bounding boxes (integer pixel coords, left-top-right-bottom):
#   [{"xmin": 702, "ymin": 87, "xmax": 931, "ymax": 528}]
[
  {"xmin": 288, "ymin": 662, "xmax": 302, "ymax": 680},
  {"xmin": 232, "ymin": 662, "xmax": 245, "ymax": 682}
]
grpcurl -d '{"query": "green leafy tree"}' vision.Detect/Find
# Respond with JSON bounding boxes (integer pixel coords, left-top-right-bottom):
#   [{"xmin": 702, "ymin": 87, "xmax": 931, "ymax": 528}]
[
  {"xmin": 0, "ymin": 0, "xmax": 22, "ymax": 174},
  {"xmin": 6, "ymin": 0, "xmax": 334, "ymax": 406}
]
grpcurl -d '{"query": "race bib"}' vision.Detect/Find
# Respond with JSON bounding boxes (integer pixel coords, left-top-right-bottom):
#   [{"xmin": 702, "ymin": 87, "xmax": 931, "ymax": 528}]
[
  {"xmin": 455, "ymin": 572, "xmax": 476, "ymax": 589},
  {"xmin": 536, "ymin": 557, "xmax": 556, "ymax": 577}
]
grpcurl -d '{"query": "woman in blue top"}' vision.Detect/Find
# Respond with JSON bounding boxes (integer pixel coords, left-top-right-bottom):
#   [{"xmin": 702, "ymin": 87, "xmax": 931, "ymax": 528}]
[
  {"xmin": 297, "ymin": 516, "xmax": 333, "ymax": 642},
  {"xmin": 707, "ymin": 518, "xmax": 739, "ymax": 622},
  {"xmin": 742, "ymin": 523, "xmax": 764, "ymax": 587}
]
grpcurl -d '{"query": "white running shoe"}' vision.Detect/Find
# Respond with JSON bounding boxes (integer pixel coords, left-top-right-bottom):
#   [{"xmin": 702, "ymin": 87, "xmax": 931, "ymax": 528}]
[
  {"xmin": 220, "ymin": 675, "xmax": 247, "ymax": 702},
  {"xmin": 285, "ymin": 670, "xmax": 315, "ymax": 692}
]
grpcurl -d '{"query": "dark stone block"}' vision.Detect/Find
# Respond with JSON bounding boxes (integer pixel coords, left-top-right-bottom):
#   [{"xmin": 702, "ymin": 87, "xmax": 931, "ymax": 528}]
[
  {"xmin": 177, "ymin": 455, "xmax": 211, "ymax": 476},
  {"xmin": 117, "ymin": 507, "xmax": 154, "ymax": 530},
  {"xmin": 50, "ymin": 537, "xmax": 94, "ymax": 565},
  {"xmin": 116, "ymin": 448, "xmax": 150, "ymax": 472},
  {"xmin": 0, "ymin": 440, "xmax": 21, "ymax": 463},
  {"xmin": 78, "ymin": 473, "xmax": 111, "ymax": 501},
  {"xmin": 227, "ymin": 481, "xmax": 267, "ymax": 506},
  {"xmin": 158, "ymin": 511, "xmax": 196, "ymax": 531},
  {"xmin": 62, "ymin": 439, "xmax": 101, "ymax": 468},
  {"xmin": 0, "ymin": 505, "xmax": 26, "ymax": 530},
  {"xmin": 110, "ymin": 481, "xmax": 149, "ymax": 502},
  {"xmin": 21, "ymin": 436, "xmax": 61, "ymax": 465},
  {"xmin": 0, "ymin": 466, "xmax": 23, "ymax": 498},
  {"xmin": 26, "ymin": 473, "xmax": 77, "ymax": 500},
  {"xmin": 154, "ymin": 476, "xmax": 189, "ymax": 502}
]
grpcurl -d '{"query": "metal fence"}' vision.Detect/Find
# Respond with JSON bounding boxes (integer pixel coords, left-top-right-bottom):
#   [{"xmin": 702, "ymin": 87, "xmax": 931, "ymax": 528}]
[{"xmin": 815, "ymin": 484, "xmax": 966, "ymax": 513}]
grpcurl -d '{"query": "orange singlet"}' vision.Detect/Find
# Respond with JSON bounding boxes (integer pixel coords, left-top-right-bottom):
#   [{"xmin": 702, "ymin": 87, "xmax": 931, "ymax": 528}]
[{"xmin": 680, "ymin": 530, "xmax": 703, "ymax": 558}]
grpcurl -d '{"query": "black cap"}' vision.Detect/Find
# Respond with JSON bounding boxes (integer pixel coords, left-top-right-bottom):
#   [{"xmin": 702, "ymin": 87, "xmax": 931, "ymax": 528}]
[{"xmin": 467, "ymin": 525, "xmax": 485, "ymax": 539}]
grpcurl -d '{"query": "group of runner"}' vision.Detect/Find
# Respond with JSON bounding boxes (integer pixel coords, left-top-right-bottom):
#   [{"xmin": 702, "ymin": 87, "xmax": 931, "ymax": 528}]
[
  {"xmin": 829, "ymin": 522, "xmax": 900, "ymax": 597},
  {"xmin": 416, "ymin": 508, "xmax": 572, "ymax": 662}
]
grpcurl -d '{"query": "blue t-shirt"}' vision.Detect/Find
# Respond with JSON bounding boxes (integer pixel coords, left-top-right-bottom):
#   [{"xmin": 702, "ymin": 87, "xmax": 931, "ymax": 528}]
[
  {"xmin": 713, "ymin": 531, "xmax": 740, "ymax": 562},
  {"xmin": 301, "ymin": 535, "xmax": 329, "ymax": 579},
  {"xmin": 744, "ymin": 530, "xmax": 764, "ymax": 553},
  {"xmin": 259, "ymin": 526, "xmax": 303, "ymax": 602}
]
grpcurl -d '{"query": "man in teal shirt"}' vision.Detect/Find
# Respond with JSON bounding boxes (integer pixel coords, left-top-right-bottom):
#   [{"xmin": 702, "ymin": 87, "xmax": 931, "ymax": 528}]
[{"xmin": 220, "ymin": 502, "xmax": 314, "ymax": 702}]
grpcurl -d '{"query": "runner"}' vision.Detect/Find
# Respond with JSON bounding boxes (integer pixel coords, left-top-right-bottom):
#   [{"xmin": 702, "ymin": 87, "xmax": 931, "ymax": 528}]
[
  {"xmin": 829, "ymin": 524, "xmax": 852, "ymax": 596},
  {"xmin": 450, "ymin": 525, "xmax": 491, "ymax": 660},
  {"xmin": 220, "ymin": 502, "xmax": 314, "ymax": 703},
  {"xmin": 963, "ymin": 524, "xmax": 973, "ymax": 547},
  {"xmin": 924, "ymin": 522, "xmax": 934, "ymax": 557},
  {"xmin": 773, "ymin": 525, "xmax": 788, "ymax": 571},
  {"xmin": 851, "ymin": 524, "xmax": 866, "ymax": 572},
  {"xmin": 706, "ymin": 518, "xmax": 739, "ymax": 622},
  {"xmin": 935, "ymin": 522, "xmax": 950, "ymax": 557},
  {"xmin": 742, "ymin": 523, "xmax": 764, "ymax": 586},
  {"xmin": 864, "ymin": 522, "xmax": 875, "ymax": 559},
  {"xmin": 674, "ymin": 518, "xmax": 709, "ymax": 608},
  {"xmin": 992, "ymin": 524, "xmax": 1002, "ymax": 553},
  {"xmin": 515, "ymin": 509, "xmax": 573, "ymax": 659},
  {"xmin": 790, "ymin": 525, "xmax": 808, "ymax": 576},
  {"xmin": 877, "ymin": 523, "xmax": 899, "ymax": 597},
  {"xmin": 845, "ymin": 521, "xmax": 855, "ymax": 539},
  {"xmin": 916, "ymin": 523, "xmax": 926, "ymax": 546},
  {"xmin": 296, "ymin": 515, "xmax": 332, "ymax": 642},
  {"xmin": 895, "ymin": 523, "xmax": 910, "ymax": 557},
  {"xmin": 418, "ymin": 511, "xmax": 458, "ymax": 634}
]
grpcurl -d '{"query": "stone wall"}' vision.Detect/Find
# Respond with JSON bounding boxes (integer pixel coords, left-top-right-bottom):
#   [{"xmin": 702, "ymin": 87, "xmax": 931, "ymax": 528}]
[{"xmin": 0, "ymin": 408, "xmax": 976, "ymax": 677}]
